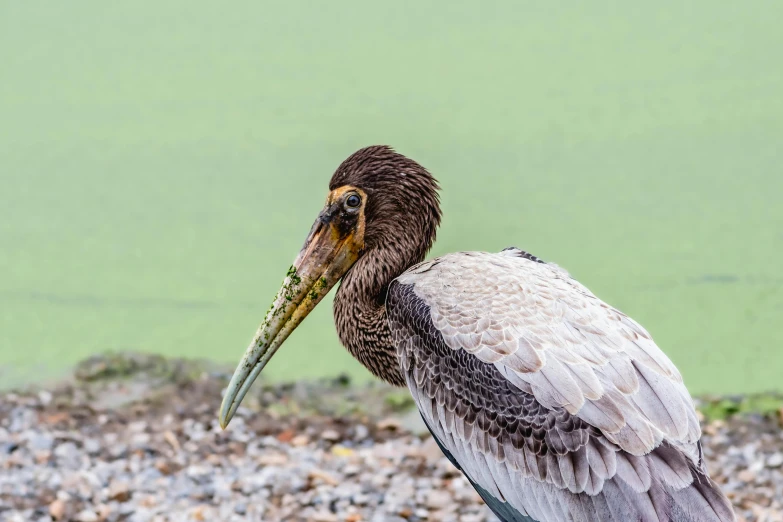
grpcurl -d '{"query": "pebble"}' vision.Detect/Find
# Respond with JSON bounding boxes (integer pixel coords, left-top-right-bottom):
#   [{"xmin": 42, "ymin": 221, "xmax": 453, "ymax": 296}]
[
  {"xmin": 109, "ymin": 480, "xmax": 132, "ymax": 502},
  {"xmin": 1, "ymin": 362, "xmax": 781, "ymax": 522},
  {"xmin": 75, "ymin": 509, "xmax": 99, "ymax": 522},
  {"xmin": 320, "ymin": 429, "xmax": 340, "ymax": 442},
  {"xmin": 27, "ymin": 432, "xmax": 55, "ymax": 452},
  {"xmin": 767, "ymin": 453, "xmax": 783, "ymax": 468},
  {"xmin": 353, "ymin": 424, "xmax": 370, "ymax": 441},
  {"xmin": 48, "ymin": 499, "xmax": 67, "ymax": 520},
  {"xmin": 426, "ymin": 489, "xmax": 453, "ymax": 509},
  {"xmin": 291, "ymin": 434, "xmax": 310, "ymax": 447}
]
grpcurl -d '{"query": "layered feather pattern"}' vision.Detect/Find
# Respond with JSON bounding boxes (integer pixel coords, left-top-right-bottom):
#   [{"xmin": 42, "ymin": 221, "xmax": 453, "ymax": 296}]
[{"xmin": 387, "ymin": 249, "xmax": 735, "ymax": 522}]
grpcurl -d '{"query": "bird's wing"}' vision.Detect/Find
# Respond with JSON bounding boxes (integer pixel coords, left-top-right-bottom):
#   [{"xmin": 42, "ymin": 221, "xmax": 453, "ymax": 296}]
[{"xmin": 387, "ymin": 249, "xmax": 735, "ymax": 522}]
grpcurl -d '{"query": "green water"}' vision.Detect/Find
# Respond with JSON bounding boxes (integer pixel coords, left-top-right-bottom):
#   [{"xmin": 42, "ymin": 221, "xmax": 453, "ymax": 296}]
[{"xmin": 1, "ymin": 1, "xmax": 781, "ymax": 393}]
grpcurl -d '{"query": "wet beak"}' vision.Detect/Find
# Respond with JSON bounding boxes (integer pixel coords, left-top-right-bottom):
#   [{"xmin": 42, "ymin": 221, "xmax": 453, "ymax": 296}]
[{"xmin": 218, "ymin": 211, "xmax": 362, "ymax": 428}]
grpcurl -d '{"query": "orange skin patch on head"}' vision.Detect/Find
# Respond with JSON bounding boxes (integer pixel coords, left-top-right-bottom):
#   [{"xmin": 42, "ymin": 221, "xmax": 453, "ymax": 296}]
[
  {"xmin": 328, "ymin": 185, "xmax": 368, "ymax": 205},
  {"xmin": 326, "ymin": 185, "xmax": 367, "ymax": 252}
]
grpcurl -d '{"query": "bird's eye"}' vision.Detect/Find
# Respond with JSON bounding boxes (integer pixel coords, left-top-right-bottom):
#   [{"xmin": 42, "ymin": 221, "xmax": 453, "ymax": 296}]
[{"xmin": 345, "ymin": 194, "xmax": 361, "ymax": 209}]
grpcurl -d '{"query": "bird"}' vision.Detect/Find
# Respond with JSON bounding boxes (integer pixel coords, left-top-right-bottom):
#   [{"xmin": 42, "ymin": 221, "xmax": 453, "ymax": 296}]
[{"xmin": 218, "ymin": 145, "xmax": 736, "ymax": 522}]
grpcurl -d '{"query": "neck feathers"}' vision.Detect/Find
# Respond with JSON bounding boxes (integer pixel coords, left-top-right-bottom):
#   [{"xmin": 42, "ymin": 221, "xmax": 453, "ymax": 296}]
[
  {"xmin": 334, "ymin": 230, "xmax": 436, "ymax": 386},
  {"xmin": 329, "ymin": 146, "xmax": 441, "ymax": 385}
]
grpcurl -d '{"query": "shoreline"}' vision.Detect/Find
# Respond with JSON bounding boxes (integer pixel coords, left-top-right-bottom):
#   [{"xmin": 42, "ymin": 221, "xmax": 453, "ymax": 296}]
[
  {"xmin": 1, "ymin": 352, "xmax": 782, "ymax": 521},
  {"xmin": 8, "ymin": 351, "xmax": 783, "ymax": 423}
]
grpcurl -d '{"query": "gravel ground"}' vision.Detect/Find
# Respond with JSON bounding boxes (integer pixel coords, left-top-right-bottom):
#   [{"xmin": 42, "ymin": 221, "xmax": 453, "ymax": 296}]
[{"xmin": 1, "ymin": 353, "xmax": 782, "ymax": 522}]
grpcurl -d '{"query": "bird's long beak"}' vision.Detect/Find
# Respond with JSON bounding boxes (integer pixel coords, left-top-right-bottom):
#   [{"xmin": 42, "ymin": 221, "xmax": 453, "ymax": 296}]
[{"xmin": 218, "ymin": 209, "xmax": 363, "ymax": 428}]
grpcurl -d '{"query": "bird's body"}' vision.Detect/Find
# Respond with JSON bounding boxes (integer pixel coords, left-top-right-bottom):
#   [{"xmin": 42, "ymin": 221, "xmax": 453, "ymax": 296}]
[
  {"xmin": 387, "ymin": 249, "xmax": 732, "ymax": 522},
  {"xmin": 219, "ymin": 146, "xmax": 735, "ymax": 522}
]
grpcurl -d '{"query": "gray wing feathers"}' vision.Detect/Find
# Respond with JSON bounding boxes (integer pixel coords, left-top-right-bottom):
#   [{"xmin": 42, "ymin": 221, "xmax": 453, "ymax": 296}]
[
  {"xmin": 396, "ymin": 251, "xmax": 700, "ymax": 457},
  {"xmin": 389, "ymin": 250, "xmax": 735, "ymax": 522}
]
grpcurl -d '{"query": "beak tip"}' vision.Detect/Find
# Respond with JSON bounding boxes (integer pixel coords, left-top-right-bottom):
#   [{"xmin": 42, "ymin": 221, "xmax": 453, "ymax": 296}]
[{"xmin": 218, "ymin": 398, "xmax": 233, "ymax": 430}]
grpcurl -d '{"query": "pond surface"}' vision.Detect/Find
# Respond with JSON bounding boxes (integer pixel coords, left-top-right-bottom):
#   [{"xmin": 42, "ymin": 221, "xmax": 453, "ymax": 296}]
[{"xmin": 1, "ymin": 1, "xmax": 781, "ymax": 392}]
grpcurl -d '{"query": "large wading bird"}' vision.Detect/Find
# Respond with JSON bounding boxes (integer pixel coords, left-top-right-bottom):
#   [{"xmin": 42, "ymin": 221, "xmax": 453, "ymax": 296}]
[{"xmin": 219, "ymin": 146, "xmax": 735, "ymax": 522}]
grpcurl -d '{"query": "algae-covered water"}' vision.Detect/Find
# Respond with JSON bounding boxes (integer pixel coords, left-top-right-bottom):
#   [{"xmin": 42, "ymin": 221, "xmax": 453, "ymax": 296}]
[{"xmin": 1, "ymin": 1, "xmax": 781, "ymax": 393}]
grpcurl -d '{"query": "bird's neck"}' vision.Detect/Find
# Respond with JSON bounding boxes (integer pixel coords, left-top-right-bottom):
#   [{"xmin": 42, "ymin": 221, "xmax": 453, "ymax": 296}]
[{"xmin": 333, "ymin": 240, "xmax": 428, "ymax": 387}]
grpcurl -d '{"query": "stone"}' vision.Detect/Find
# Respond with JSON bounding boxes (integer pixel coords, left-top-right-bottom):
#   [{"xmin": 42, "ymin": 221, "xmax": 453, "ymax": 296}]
[
  {"xmin": 310, "ymin": 511, "xmax": 338, "ymax": 522},
  {"xmin": 291, "ymin": 435, "xmax": 310, "ymax": 447},
  {"xmin": 353, "ymin": 425, "xmax": 369, "ymax": 441},
  {"xmin": 425, "ymin": 489, "xmax": 452, "ymax": 509},
  {"xmin": 320, "ymin": 430, "xmax": 340, "ymax": 442},
  {"xmin": 108, "ymin": 480, "xmax": 131, "ymax": 502},
  {"xmin": 767, "ymin": 453, "xmax": 783, "ymax": 468},
  {"xmin": 309, "ymin": 469, "xmax": 339, "ymax": 486},
  {"xmin": 83, "ymin": 438, "xmax": 102, "ymax": 455},
  {"xmin": 27, "ymin": 432, "xmax": 55, "ymax": 451},
  {"xmin": 2, "ymin": 358, "xmax": 782, "ymax": 522},
  {"xmin": 38, "ymin": 390, "xmax": 53, "ymax": 405},
  {"xmin": 376, "ymin": 418, "xmax": 402, "ymax": 431},
  {"xmin": 331, "ymin": 445, "xmax": 355, "ymax": 457},
  {"xmin": 163, "ymin": 430, "xmax": 180, "ymax": 452},
  {"xmin": 75, "ymin": 509, "xmax": 99, "ymax": 522},
  {"xmin": 49, "ymin": 499, "xmax": 67, "ymax": 520}
]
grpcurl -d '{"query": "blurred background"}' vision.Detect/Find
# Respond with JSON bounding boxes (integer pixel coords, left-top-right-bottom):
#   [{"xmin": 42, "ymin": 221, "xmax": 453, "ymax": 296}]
[{"xmin": 1, "ymin": 1, "xmax": 781, "ymax": 393}]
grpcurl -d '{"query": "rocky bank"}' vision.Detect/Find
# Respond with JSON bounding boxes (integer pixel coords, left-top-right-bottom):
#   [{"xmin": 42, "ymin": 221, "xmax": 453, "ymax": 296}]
[{"xmin": 1, "ymin": 353, "xmax": 782, "ymax": 522}]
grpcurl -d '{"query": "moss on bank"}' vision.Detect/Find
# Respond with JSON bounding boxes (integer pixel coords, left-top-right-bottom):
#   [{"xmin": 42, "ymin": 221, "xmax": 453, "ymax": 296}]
[
  {"xmin": 697, "ymin": 394, "xmax": 783, "ymax": 421},
  {"xmin": 18, "ymin": 351, "xmax": 783, "ymax": 425}
]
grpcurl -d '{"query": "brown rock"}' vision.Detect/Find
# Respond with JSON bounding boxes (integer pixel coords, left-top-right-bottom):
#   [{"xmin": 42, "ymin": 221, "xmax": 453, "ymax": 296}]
[
  {"xmin": 49, "ymin": 499, "xmax": 67, "ymax": 520},
  {"xmin": 291, "ymin": 434, "xmax": 310, "ymax": 447},
  {"xmin": 206, "ymin": 454, "xmax": 222, "ymax": 465},
  {"xmin": 426, "ymin": 490, "xmax": 452, "ymax": 509},
  {"xmin": 96, "ymin": 504, "xmax": 112, "ymax": 522},
  {"xmin": 308, "ymin": 468, "xmax": 339, "ymax": 486},
  {"xmin": 163, "ymin": 430, "xmax": 181, "ymax": 452},
  {"xmin": 35, "ymin": 451, "xmax": 52, "ymax": 464},
  {"xmin": 191, "ymin": 505, "xmax": 207, "ymax": 521},
  {"xmin": 376, "ymin": 418, "xmax": 402, "ymax": 431},
  {"xmin": 108, "ymin": 480, "xmax": 131, "ymax": 502},
  {"xmin": 155, "ymin": 459, "xmax": 174, "ymax": 475},
  {"xmin": 41, "ymin": 412, "xmax": 70, "ymax": 425},
  {"xmin": 276, "ymin": 429, "xmax": 296, "ymax": 443},
  {"xmin": 258, "ymin": 453, "xmax": 289, "ymax": 466}
]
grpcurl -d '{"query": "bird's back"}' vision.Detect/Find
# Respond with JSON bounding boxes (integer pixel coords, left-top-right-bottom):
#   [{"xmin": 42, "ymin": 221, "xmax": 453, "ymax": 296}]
[{"xmin": 387, "ymin": 248, "xmax": 735, "ymax": 522}]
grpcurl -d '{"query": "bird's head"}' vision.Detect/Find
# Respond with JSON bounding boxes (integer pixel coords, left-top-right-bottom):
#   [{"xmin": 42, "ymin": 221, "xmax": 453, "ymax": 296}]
[{"xmin": 219, "ymin": 145, "xmax": 440, "ymax": 428}]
